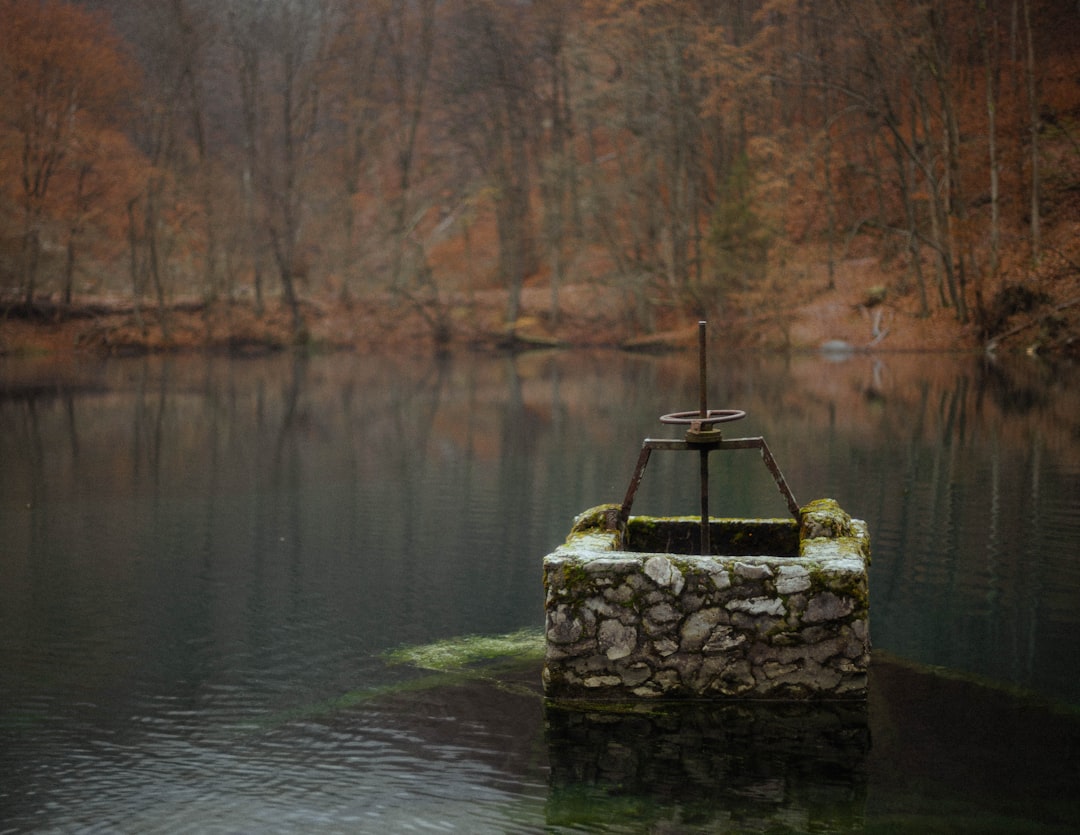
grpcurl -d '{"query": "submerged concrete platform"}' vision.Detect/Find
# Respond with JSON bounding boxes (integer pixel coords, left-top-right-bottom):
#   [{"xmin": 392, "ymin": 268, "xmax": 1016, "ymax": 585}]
[{"xmin": 543, "ymin": 499, "xmax": 870, "ymax": 701}]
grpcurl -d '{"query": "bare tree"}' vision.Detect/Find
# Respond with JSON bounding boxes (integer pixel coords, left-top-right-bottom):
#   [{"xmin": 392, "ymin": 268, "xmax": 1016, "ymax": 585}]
[
  {"xmin": 535, "ymin": 0, "xmax": 580, "ymax": 323},
  {"xmin": 377, "ymin": 0, "xmax": 439, "ymax": 289},
  {"xmin": 441, "ymin": 0, "xmax": 538, "ymax": 330},
  {"xmin": 228, "ymin": 0, "xmax": 338, "ymax": 340},
  {"xmin": 226, "ymin": 0, "xmax": 270, "ymax": 313},
  {"xmin": 1021, "ymin": 0, "xmax": 1041, "ymax": 259},
  {"xmin": 331, "ymin": 0, "xmax": 384, "ymax": 291}
]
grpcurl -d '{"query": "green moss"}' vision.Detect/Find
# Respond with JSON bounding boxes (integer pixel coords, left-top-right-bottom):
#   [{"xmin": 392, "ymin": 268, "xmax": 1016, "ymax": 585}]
[
  {"xmin": 626, "ymin": 516, "xmax": 799, "ymax": 556},
  {"xmin": 253, "ymin": 636, "xmax": 546, "ymax": 731},
  {"xmin": 247, "ymin": 629, "xmax": 548, "ymax": 731},
  {"xmin": 799, "ymin": 498, "xmax": 856, "ymax": 540},
  {"xmin": 570, "ymin": 503, "xmax": 621, "ymax": 535},
  {"xmin": 261, "ymin": 671, "xmax": 478, "ymax": 727},
  {"xmin": 556, "ymin": 561, "xmax": 590, "ymax": 594},
  {"xmin": 384, "ymin": 627, "xmax": 545, "ymax": 672},
  {"xmin": 805, "ymin": 561, "xmax": 870, "ymax": 613}
]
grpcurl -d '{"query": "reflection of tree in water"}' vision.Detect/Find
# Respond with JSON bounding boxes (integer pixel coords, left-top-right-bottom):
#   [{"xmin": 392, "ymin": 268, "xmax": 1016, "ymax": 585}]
[
  {"xmin": 977, "ymin": 357, "xmax": 1046, "ymax": 415},
  {"xmin": 2, "ymin": 352, "xmax": 1080, "ymax": 832},
  {"xmin": 3, "ymin": 352, "xmax": 1079, "ymax": 704},
  {"xmin": 856, "ymin": 356, "xmax": 1080, "ymax": 704}
]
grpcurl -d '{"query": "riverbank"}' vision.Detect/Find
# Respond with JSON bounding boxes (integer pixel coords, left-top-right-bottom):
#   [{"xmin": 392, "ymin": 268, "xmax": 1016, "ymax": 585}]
[{"xmin": 3, "ymin": 249, "xmax": 1078, "ymax": 359}]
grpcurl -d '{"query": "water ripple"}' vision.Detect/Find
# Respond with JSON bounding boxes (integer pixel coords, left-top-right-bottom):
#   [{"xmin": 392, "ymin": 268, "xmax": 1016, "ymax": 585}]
[{"xmin": 3, "ymin": 700, "xmax": 548, "ymax": 834}]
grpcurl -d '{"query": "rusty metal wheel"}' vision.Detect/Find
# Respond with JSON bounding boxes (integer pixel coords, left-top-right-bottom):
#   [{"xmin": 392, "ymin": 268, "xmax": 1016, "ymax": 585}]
[{"xmin": 659, "ymin": 409, "xmax": 746, "ymax": 426}]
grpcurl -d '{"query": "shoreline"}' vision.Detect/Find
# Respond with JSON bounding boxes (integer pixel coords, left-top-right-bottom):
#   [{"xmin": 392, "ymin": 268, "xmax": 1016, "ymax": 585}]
[{"xmin": 2, "ymin": 277, "xmax": 1076, "ymax": 361}]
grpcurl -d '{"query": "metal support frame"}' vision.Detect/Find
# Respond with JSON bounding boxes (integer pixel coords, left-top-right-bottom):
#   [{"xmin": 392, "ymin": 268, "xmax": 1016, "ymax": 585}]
[
  {"xmin": 616, "ymin": 322, "xmax": 799, "ymax": 555},
  {"xmin": 619, "ymin": 436, "xmax": 801, "ymax": 529}
]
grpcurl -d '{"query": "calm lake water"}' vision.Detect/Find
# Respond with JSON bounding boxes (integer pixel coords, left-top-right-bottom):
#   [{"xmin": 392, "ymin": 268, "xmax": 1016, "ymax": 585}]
[{"xmin": 2, "ymin": 348, "xmax": 1079, "ymax": 832}]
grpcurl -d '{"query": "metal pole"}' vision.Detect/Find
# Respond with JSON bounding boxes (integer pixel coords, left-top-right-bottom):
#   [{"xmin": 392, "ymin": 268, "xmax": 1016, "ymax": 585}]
[
  {"xmin": 699, "ymin": 320, "xmax": 708, "ymax": 418},
  {"xmin": 698, "ymin": 321, "xmax": 711, "ymax": 555}
]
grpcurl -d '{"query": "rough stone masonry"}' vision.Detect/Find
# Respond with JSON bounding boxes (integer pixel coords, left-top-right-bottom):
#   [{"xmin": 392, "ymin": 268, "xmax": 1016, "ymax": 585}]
[{"xmin": 543, "ymin": 499, "xmax": 870, "ymax": 700}]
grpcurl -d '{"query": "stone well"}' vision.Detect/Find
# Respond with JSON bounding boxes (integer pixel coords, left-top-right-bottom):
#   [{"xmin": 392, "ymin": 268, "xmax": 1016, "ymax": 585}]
[{"xmin": 542, "ymin": 498, "xmax": 870, "ymax": 701}]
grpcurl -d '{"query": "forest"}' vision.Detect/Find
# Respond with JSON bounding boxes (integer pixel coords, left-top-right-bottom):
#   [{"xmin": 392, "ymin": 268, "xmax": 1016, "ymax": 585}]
[{"xmin": 2, "ymin": 0, "xmax": 1079, "ymax": 356}]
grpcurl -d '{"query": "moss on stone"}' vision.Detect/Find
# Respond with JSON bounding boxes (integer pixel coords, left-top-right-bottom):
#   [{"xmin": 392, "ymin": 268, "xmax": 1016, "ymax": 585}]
[
  {"xmin": 555, "ymin": 561, "xmax": 590, "ymax": 595},
  {"xmin": 571, "ymin": 504, "xmax": 622, "ymax": 535},
  {"xmin": 385, "ymin": 628, "xmax": 545, "ymax": 672},
  {"xmin": 802, "ymin": 561, "xmax": 869, "ymax": 615},
  {"xmin": 799, "ymin": 498, "xmax": 855, "ymax": 540},
  {"xmin": 625, "ymin": 516, "xmax": 799, "ymax": 556}
]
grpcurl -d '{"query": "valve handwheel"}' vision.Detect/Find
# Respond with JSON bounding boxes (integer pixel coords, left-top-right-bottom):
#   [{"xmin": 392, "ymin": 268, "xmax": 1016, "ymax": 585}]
[
  {"xmin": 659, "ymin": 409, "xmax": 746, "ymax": 426},
  {"xmin": 660, "ymin": 408, "xmax": 745, "ymax": 443}
]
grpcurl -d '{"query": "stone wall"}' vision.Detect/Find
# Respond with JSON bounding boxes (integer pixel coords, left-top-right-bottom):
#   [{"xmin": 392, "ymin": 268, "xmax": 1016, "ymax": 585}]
[{"xmin": 543, "ymin": 499, "xmax": 870, "ymax": 700}]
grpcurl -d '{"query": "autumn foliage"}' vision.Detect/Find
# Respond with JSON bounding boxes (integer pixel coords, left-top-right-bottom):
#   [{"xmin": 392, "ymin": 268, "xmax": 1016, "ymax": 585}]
[
  {"xmin": 0, "ymin": 0, "xmax": 141, "ymax": 305},
  {"xmin": 1, "ymin": 0, "xmax": 1078, "ymax": 352}
]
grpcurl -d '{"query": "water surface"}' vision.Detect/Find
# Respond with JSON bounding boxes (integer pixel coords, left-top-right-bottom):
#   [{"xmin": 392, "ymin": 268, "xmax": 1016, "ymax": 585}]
[{"xmin": 2, "ymin": 349, "xmax": 1079, "ymax": 832}]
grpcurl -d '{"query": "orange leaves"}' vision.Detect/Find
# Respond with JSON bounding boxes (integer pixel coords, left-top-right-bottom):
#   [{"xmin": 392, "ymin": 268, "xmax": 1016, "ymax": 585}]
[
  {"xmin": 0, "ymin": 0, "xmax": 135, "ymax": 128},
  {"xmin": 0, "ymin": 0, "xmax": 137, "ymax": 204},
  {"xmin": 0, "ymin": 0, "xmax": 144, "ymax": 299}
]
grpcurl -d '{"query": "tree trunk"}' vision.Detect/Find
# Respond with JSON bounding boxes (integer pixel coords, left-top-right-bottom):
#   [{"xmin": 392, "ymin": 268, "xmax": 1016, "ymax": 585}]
[
  {"xmin": 1022, "ymin": 0, "xmax": 1041, "ymax": 259},
  {"xmin": 127, "ymin": 198, "xmax": 145, "ymax": 333},
  {"xmin": 145, "ymin": 185, "xmax": 172, "ymax": 341},
  {"xmin": 978, "ymin": 0, "xmax": 1001, "ymax": 277},
  {"xmin": 20, "ymin": 227, "xmax": 41, "ymax": 308}
]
